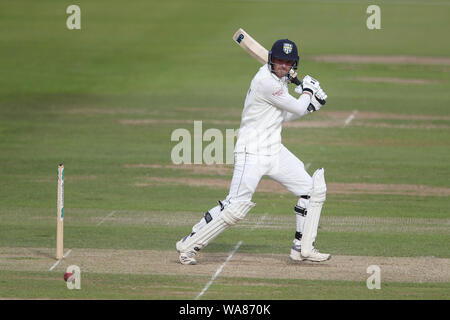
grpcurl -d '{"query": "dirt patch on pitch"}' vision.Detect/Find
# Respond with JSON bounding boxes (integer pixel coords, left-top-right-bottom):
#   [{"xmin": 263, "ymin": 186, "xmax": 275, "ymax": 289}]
[
  {"xmin": 125, "ymin": 163, "xmax": 234, "ymax": 176},
  {"xmin": 119, "ymin": 110, "xmax": 449, "ymax": 129},
  {"xmin": 328, "ymin": 182, "xmax": 450, "ymax": 196},
  {"xmin": 310, "ymin": 55, "xmax": 450, "ymax": 65},
  {"xmin": 355, "ymin": 77, "xmax": 437, "ymax": 85},
  {"xmin": 33, "ymin": 175, "xmax": 98, "ymax": 183},
  {"xmin": 136, "ymin": 177, "xmax": 450, "ymax": 197},
  {"xmin": 65, "ymin": 108, "xmax": 152, "ymax": 115},
  {"xmin": 1, "ymin": 247, "xmax": 448, "ymax": 283},
  {"xmin": 120, "ymin": 119, "xmax": 239, "ymax": 126},
  {"xmin": 353, "ymin": 122, "xmax": 450, "ymax": 129},
  {"xmin": 284, "ymin": 110, "xmax": 450, "ymax": 129},
  {"xmin": 325, "ymin": 111, "xmax": 450, "ymax": 121},
  {"xmin": 82, "ymin": 210, "xmax": 450, "ymax": 235},
  {"xmin": 284, "ymin": 120, "xmax": 345, "ymax": 128}
]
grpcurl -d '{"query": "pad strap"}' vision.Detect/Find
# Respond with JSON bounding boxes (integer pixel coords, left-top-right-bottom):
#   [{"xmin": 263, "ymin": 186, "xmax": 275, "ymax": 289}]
[{"xmin": 294, "ymin": 205, "xmax": 307, "ymax": 216}]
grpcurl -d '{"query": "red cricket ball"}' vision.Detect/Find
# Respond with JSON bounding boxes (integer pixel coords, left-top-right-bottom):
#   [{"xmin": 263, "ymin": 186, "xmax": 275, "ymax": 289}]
[{"xmin": 64, "ymin": 272, "xmax": 74, "ymax": 282}]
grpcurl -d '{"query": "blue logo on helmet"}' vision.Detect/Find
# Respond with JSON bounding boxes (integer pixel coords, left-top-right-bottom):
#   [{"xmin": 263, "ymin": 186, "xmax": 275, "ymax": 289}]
[{"xmin": 283, "ymin": 43, "xmax": 293, "ymax": 54}]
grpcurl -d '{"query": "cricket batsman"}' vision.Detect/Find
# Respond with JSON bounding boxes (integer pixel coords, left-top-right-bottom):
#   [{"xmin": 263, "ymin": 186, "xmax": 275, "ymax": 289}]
[{"xmin": 176, "ymin": 39, "xmax": 330, "ymax": 265}]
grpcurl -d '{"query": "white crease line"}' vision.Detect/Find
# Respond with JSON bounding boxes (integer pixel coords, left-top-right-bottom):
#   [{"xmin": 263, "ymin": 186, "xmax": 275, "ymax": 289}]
[
  {"xmin": 97, "ymin": 210, "xmax": 117, "ymax": 226},
  {"xmin": 195, "ymin": 213, "xmax": 266, "ymax": 299},
  {"xmin": 63, "ymin": 249, "xmax": 72, "ymax": 259},
  {"xmin": 344, "ymin": 110, "xmax": 358, "ymax": 126},
  {"xmin": 49, "ymin": 259, "xmax": 61, "ymax": 272},
  {"xmin": 195, "ymin": 240, "xmax": 242, "ymax": 300},
  {"xmin": 49, "ymin": 249, "xmax": 72, "ymax": 271}
]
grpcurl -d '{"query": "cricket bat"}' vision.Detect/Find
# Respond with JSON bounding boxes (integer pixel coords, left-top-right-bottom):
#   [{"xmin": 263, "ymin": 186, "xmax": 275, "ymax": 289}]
[{"xmin": 232, "ymin": 28, "xmax": 301, "ymax": 85}]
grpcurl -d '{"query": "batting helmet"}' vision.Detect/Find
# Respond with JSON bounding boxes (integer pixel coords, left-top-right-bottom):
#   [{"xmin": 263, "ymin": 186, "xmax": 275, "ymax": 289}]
[{"xmin": 268, "ymin": 39, "xmax": 299, "ymax": 73}]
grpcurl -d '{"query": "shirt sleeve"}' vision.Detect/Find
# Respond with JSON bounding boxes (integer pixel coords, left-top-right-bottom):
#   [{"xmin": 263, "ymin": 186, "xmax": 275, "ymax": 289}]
[
  {"xmin": 258, "ymin": 77, "xmax": 311, "ymax": 120},
  {"xmin": 281, "ymin": 108, "xmax": 306, "ymax": 122}
]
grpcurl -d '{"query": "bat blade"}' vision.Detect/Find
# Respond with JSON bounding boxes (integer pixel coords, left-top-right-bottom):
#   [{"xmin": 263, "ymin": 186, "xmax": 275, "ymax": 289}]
[
  {"xmin": 232, "ymin": 28, "xmax": 300, "ymax": 85},
  {"xmin": 232, "ymin": 28, "xmax": 268, "ymax": 64}
]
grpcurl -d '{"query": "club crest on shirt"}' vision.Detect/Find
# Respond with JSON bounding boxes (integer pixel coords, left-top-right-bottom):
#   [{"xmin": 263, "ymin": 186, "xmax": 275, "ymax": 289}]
[{"xmin": 283, "ymin": 43, "xmax": 293, "ymax": 54}]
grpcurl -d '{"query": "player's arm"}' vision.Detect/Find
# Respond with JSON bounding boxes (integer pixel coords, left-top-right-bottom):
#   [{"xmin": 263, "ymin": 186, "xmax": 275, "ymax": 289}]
[
  {"xmin": 283, "ymin": 75, "xmax": 328, "ymax": 122},
  {"xmin": 259, "ymin": 79, "xmax": 312, "ymax": 118},
  {"xmin": 282, "ymin": 109, "xmax": 304, "ymax": 122},
  {"xmin": 280, "ymin": 97, "xmax": 311, "ymax": 122}
]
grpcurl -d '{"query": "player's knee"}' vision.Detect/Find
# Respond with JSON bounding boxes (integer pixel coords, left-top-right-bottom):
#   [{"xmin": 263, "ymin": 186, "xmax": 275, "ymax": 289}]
[
  {"xmin": 221, "ymin": 201, "xmax": 255, "ymax": 225},
  {"xmin": 293, "ymin": 176, "xmax": 313, "ymax": 198}
]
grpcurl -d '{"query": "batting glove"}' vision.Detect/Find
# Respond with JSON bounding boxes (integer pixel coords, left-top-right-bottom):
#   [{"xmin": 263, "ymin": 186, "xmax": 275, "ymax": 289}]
[
  {"xmin": 302, "ymin": 75, "xmax": 321, "ymax": 96},
  {"xmin": 307, "ymin": 88, "xmax": 328, "ymax": 113}
]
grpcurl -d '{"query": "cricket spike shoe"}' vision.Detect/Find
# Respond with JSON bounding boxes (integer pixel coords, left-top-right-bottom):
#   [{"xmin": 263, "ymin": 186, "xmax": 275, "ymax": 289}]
[
  {"xmin": 290, "ymin": 244, "xmax": 331, "ymax": 262},
  {"xmin": 289, "ymin": 245, "xmax": 304, "ymax": 261},
  {"xmin": 176, "ymin": 235, "xmax": 198, "ymax": 265},
  {"xmin": 301, "ymin": 247, "xmax": 331, "ymax": 262},
  {"xmin": 178, "ymin": 250, "xmax": 197, "ymax": 265}
]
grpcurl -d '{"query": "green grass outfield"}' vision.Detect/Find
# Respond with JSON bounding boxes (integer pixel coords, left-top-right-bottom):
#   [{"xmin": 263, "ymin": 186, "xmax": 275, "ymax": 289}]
[{"xmin": 0, "ymin": 0, "xmax": 449, "ymax": 301}]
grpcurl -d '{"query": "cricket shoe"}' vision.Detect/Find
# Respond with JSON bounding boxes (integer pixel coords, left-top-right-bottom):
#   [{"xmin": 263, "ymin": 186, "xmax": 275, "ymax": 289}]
[
  {"xmin": 301, "ymin": 247, "xmax": 331, "ymax": 262},
  {"xmin": 176, "ymin": 235, "xmax": 198, "ymax": 265},
  {"xmin": 289, "ymin": 245, "xmax": 305, "ymax": 261}
]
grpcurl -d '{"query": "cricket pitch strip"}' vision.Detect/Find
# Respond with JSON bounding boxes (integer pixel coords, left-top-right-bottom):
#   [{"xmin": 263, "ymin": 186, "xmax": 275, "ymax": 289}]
[{"xmin": 0, "ymin": 247, "xmax": 449, "ymax": 283}]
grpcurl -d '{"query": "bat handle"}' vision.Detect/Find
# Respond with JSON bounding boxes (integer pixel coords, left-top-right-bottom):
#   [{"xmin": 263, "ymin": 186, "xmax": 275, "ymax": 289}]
[{"xmin": 291, "ymin": 77, "xmax": 302, "ymax": 86}]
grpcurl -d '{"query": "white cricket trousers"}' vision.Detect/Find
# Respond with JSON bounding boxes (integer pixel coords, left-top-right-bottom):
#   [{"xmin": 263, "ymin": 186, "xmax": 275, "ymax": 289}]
[
  {"xmin": 191, "ymin": 145, "xmax": 313, "ymax": 235},
  {"xmin": 225, "ymin": 145, "xmax": 313, "ymax": 203}
]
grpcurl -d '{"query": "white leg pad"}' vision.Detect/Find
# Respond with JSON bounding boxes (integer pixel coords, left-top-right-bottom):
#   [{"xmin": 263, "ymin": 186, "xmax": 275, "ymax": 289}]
[
  {"xmin": 177, "ymin": 201, "xmax": 255, "ymax": 253},
  {"xmin": 300, "ymin": 168, "xmax": 326, "ymax": 256}
]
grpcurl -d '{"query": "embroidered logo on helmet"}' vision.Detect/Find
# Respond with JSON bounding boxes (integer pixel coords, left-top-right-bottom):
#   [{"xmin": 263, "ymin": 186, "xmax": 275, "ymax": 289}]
[{"xmin": 283, "ymin": 43, "xmax": 293, "ymax": 54}]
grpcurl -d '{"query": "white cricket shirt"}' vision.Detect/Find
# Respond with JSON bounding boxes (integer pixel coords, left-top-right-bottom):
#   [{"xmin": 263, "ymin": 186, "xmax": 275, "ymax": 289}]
[{"xmin": 234, "ymin": 64, "xmax": 311, "ymax": 155}]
